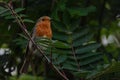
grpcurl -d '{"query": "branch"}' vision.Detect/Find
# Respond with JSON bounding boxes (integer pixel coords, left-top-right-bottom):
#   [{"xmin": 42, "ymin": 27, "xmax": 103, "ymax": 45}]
[
  {"xmin": 97, "ymin": 0, "xmax": 106, "ymax": 43},
  {"xmin": 71, "ymin": 43, "xmax": 80, "ymax": 70},
  {"xmin": 51, "ymin": 0, "xmax": 56, "ymax": 11},
  {"xmin": 2, "ymin": 2, "xmax": 69, "ymax": 80},
  {"xmin": 98, "ymin": 0, "xmax": 106, "ymax": 25}
]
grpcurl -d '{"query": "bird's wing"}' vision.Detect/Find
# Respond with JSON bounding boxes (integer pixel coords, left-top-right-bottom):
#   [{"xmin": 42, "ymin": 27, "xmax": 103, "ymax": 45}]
[{"xmin": 20, "ymin": 26, "xmax": 36, "ymax": 73}]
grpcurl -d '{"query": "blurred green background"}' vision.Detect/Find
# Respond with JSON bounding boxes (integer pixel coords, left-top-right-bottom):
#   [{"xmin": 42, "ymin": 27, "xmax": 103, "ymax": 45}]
[{"xmin": 0, "ymin": 0, "xmax": 120, "ymax": 80}]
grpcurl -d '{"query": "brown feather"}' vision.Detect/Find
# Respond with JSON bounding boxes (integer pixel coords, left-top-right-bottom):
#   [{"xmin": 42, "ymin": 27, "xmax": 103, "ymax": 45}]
[{"xmin": 35, "ymin": 20, "xmax": 52, "ymax": 38}]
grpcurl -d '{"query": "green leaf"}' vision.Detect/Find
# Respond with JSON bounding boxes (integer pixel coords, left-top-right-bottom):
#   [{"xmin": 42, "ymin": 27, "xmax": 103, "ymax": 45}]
[
  {"xmin": 4, "ymin": 14, "xmax": 27, "ymax": 19},
  {"xmin": 104, "ymin": 60, "xmax": 120, "ymax": 73},
  {"xmin": 52, "ymin": 48, "xmax": 71, "ymax": 54},
  {"xmin": 70, "ymin": 19, "xmax": 80, "ymax": 31},
  {"xmin": 73, "ymin": 34, "xmax": 93, "ymax": 47},
  {"xmin": 80, "ymin": 55, "xmax": 103, "ymax": 66},
  {"xmin": 68, "ymin": 8, "xmax": 88, "ymax": 17},
  {"xmin": 12, "ymin": 74, "xmax": 44, "ymax": 80},
  {"xmin": 86, "ymin": 60, "xmax": 120, "ymax": 79},
  {"xmin": 76, "ymin": 43, "xmax": 101, "ymax": 54},
  {"xmin": 51, "ymin": 9, "xmax": 60, "ymax": 21},
  {"xmin": 14, "ymin": 38, "xmax": 27, "ymax": 48},
  {"xmin": 68, "ymin": 6, "xmax": 96, "ymax": 17},
  {"xmin": 57, "ymin": 0, "xmax": 67, "ymax": 11},
  {"xmin": 87, "ymin": 5, "xmax": 96, "ymax": 12},
  {"xmin": 0, "ymin": 11, "xmax": 11, "ymax": 17},
  {"xmin": 52, "ymin": 53, "xmax": 59, "ymax": 59},
  {"xmin": 57, "ymin": 55, "xmax": 67, "ymax": 63},
  {"xmin": 62, "ymin": 63, "xmax": 78, "ymax": 71},
  {"xmin": 52, "ymin": 21, "xmax": 67, "ymax": 32},
  {"xmin": 0, "ymin": 8, "xmax": 9, "ymax": 15},
  {"xmin": 0, "ymin": 6, "xmax": 5, "ymax": 10},
  {"xmin": 0, "ymin": 7, "xmax": 24, "ymax": 17},
  {"xmin": 73, "ymin": 70, "xmax": 90, "ymax": 78},
  {"xmin": 62, "ymin": 10, "xmax": 70, "ymax": 25},
  {"xmin": 19, "ymin": 14, "xmax": 27, "ymax": 17},
  {"xmin": 72, "ymin": 28, "xmax": 89, "ymax": 40},
  {"xmin": 76, "ymin": 52, "xmax": 102, "ymax": 60},
  {"xmin": 23, "ymin": 19, "xmax": 34, "ymax": 23},
  {"xmin": 53, "ymin": 40, "xmax": 70, "ymax": 49},
  {"xmin": 53, "ymin": 31, "xmax": 69, "ymax": 41},
  {"xmin": 4, "ymin": 16, "xmax": 15, "ymax": 19},
  {"xmin": 18, "ymin": 33, "xmax": 28, "ymax": 40},
  {"xmin": 14, "ymin": 8, "xmax": 25, "ymax": 13}
]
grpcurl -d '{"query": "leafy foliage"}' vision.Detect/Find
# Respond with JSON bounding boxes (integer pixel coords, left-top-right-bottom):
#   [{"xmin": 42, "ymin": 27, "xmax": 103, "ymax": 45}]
[
  {"xmin": 0, "ymin": 6, "xmax": 34, "ymax": 23},
  {"xmin": 86, "ymin": 60, "xmax": 120, "ymax": 79},
  {"xmin": 0, "ymin": 0, "xmax": 120, "ymax": 80},
  {"xmin": 9, "ymin": 74, "xmax": 43, "ymax": 80}
]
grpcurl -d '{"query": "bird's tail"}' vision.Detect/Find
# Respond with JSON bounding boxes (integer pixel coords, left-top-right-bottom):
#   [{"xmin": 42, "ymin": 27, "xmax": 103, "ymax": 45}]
[
  {"xmin": 20, "ymin": 27, "xmax": 36, "ymax": 73},
  {"xmin": 20, "ymin": 42, "xmax": 33, "ymax": 73},
  {"xmin": 20, "ymin": 55, "xmax": 31, "ymax": 73}
]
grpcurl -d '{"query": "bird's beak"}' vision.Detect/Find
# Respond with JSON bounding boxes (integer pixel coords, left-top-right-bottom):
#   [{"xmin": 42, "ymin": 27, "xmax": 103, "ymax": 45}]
[
  {"xmin": 50, "ymin": 18, "xmax": 56, "ymax": 22},
  {"xmin": 50, "ymin": 18, "xmax": 52, "ymax": 21}
]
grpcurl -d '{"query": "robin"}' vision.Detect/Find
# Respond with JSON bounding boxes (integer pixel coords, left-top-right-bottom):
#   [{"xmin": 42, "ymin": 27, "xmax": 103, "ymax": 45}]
[{"xmin": 20, "ymin": 16, "xmax": 52, "ymax": 73}]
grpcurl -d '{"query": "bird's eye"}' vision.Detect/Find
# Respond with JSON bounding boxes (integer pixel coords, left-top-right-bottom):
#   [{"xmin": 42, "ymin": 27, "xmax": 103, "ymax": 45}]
[{"xmin": 42, "ymin": 19, "xmax": 45, "ymax": 21}]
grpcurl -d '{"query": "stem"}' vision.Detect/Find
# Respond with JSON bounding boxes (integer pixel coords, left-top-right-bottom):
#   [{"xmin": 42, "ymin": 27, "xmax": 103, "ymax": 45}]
[
  {"xmin": 51, "ymin": 0, "xmax": 56, "ymax": 11},
  {"xmin": 50, "ymin": 40, "xmax": 53, "ymax": 63},
  {"xmin": 71, "ymin": 43, "xmax": 80, "ymax": 70},
  {"xmin": 97, "ymin": 0, "xmax": 106, "ymax": 43},
  {"xmin": 3, "ymin": 2, "xmax": 69, "ymax": 80},
  {"xmin": 21, "ymin": 0, "xmax": 27, "ymax": 8}
]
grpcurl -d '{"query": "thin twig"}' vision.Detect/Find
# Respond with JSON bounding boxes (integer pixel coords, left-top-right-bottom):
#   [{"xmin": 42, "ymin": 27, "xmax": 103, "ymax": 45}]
[
  {"xmin": 50, "ymin": 40, "xmax": 53, "ymax": 63},
  {"xmin": 2, "ymin": 2, "xmax": 69, "ymax": 80},
  {"xmin": 97, "ymin": 0, "xmax": 106, "ymax": 43},
  {"xmin": 71, "ymin": 43, "xmax": 80, "ymax": 70},
  {"xmin": 51, "ymin": 0, "xmax": 56, "ymax": 11}
]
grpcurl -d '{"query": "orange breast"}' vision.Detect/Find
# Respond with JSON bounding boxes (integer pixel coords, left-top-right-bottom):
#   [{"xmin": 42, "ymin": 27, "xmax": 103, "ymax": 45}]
[{"xmin": 35, "ymin": 21, "xmax": 52, "ymax": 39}]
